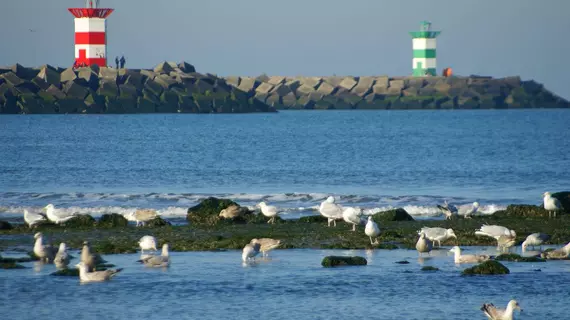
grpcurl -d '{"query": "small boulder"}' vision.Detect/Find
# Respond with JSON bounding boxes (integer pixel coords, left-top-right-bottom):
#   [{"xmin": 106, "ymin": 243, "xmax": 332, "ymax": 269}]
[
  {"xmin": 372, "ymin": 208, "xmax": 415, "ymax": 222},
  {"xmin": 145, "ymin": 216, "xmax": 171, "ymax": 227},
  {"xmin": 421, "ymin": 266, "xmax": 439, "ymax": 271},
  {"xmin": 0, "ymin": 220, "xmax": 13, "ymax": 230},
  {"xmin": 98, "ymin": 213, "xmax": 129, "ymax": 228},
  {"xmin": 495, "ymin": 253, "xmax": 545, "ymax": 263},
  {"xmin": 187, "ymin": 197, "xmax": 239, "ymax": 224},
  {"xmin": 62, "ymin": 215, "xmax": 96, "ymax": 228},
  {"xmin": 493, "ymin": 205, "xmax": 549, "ymax": 218},
  {"xmin": 321, "ymin": 256, "xmax": 367, "ymax": 267},
  {"xmin": 462, "ymin": 260, "xmax": 510, "ymax": 275}
]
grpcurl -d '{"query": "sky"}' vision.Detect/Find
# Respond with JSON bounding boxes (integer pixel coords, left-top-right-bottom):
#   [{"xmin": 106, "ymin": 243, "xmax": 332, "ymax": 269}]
[{"xmin": 1, "ymin": 0, "xmax": 569, "ymax": 98}]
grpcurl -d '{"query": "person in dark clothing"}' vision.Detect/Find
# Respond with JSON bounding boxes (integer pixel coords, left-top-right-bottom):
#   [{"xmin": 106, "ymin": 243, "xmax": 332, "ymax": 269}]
[
  {"xmin": 115, "ymin": 56, "xmax": 119, "ymax": 69},
  {"xmin": 120, "ymin": 56, "xmax": 126, "ymax": 69}
]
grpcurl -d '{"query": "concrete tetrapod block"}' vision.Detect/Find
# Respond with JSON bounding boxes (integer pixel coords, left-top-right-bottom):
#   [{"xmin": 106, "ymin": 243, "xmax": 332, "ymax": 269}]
[{"xmin": 339, "ymin": 77, "xmax": 357, "ymax": 91}]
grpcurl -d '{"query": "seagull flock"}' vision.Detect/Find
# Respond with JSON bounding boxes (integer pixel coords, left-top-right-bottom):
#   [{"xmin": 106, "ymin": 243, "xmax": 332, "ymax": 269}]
[{"xmin": 15, "ymin": 192, "xmax": 566, "ymax": 319}]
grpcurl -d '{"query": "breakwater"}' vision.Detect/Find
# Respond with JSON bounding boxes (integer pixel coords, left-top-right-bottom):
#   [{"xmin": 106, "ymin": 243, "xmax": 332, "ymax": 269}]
[
  {"xmin": 223, "ymin": 74, "xmax": 570, "ymax": 110},
  {"xmin": 0, "ymin": 62, "xmax": 275, "ymax": 114}
]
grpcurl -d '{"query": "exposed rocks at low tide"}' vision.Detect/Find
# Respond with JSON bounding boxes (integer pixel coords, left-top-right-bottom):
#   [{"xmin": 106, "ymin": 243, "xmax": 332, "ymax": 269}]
[
  {"xmin": 0, "ymin": 62, "xmax": 276, "ymax": 114},
  {"xmin": 224, "ymin": 74, "xmax": 570, "ymax": 110}
]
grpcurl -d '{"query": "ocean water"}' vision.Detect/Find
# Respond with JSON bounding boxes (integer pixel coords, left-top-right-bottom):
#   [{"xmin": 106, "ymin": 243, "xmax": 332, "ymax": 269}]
[
  {"xmin": 0, "ymin": 110, "xmax": 569, "ymax": 220},
  {"xmin": 1, "ymin": 247, "xmax": 568, "ymax": 320}
]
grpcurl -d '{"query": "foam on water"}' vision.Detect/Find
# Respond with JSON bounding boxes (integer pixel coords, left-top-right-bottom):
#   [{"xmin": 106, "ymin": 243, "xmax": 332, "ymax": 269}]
[{"xmin": 0, "ymin": 191, "xmax": 507, "ymax": 221}]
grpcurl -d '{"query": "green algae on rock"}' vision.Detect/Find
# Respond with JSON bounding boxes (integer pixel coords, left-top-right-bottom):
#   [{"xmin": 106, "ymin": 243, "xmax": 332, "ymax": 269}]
[
  {"xmin": 372, "ymin": 208, "xmax": 415, "ymax": 222},
  {"xmin": 462, "ymin": 260, "xmax": 510, "ymax": 276},
  {"xmin": 145, "ymin": 216, "xmax": 172, "ymax": 227},
  {"xmin": 98, "ymin": 213, "xmax": 129, "ymax": 228},
  {"xmin": 63, "ymin": 215, "xmax": 97, "ymax": 228},
  {"xmin": 0, "ymin": 261, "xmax": 25, "ymax": 269},
  {"xmin": 495, "ymin": 253, "xmax": 546, "ymax": 263},
  {"xmin": 187, "ymin": 197, "xmax": 239, "ymax": 225},
  {"xmin": 493, "ymin": 205, "xmax": 550, "ymax": 218},
  {"xmin": 321, "ymin": 256, "xmax": 367, "ymax": 267},
  {"xmin": 421, "ymin": 266, "xmax": 439, "ymax": 271}
]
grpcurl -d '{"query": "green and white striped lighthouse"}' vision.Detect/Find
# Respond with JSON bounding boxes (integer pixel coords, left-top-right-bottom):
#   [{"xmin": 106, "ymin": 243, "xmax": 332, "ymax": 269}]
[{"xmin": 409, "ymin": 21, "xmax": 441, "ymax": 76}]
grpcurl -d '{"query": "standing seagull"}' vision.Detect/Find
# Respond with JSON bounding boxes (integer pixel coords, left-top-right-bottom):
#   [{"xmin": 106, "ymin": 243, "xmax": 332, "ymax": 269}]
[
  {"xmin": 24, "ymin": 209, "xmax": 47, "ymax": 228},
  {"xmin": 522, "ymin": 233, "xmax": 551, "ymax": 252},
  {"xmin": 543, "ymin": 192, "xmax": 563, "ymax": 218},
  {"xmin": 319, "ymin": 196, "xmax": 343, "ymax": 227},
  {"xmin": 54, "ymin": 243, "xmax": 71, "ymax": 269},
  {"xmin": 43, "ymin": 204, "xmax": 76, "ymax": 224},
  {"xmin": 342, "ymin": 207, "xmax": 363, "ymax": 231},
  {"xmin": 250, "ymin": 238, "xmax": 281, "ymax": 257},
  {"xmin": 418, "ymin": 227, "xmax": 456, "ymax": 247},
  {"xmin": 139, "ymin": 235, "xmax": 158, "ymax": 257},
  {"xmin": 364, "ymin": 216, "xmax": 380, "ymax": 245},
  {"xmin": 81, "ymin": 241, "xmax": 106, "ymax": 272},
  {"xmin": 437, "ymin": 200, "xmax": 458, "ymax": 220},
  {"xmin": 459, "ymin": 202, "xmax": 480, "ymax": 219},
  {"xmin": 242, "ymin": 241, "xmax": 261, "ymax": 262},
  {"xmin": 256, "ymin": 202, "xmax": 279, "ymax": 224},
  {"xmin": 76, "ymin": 262, "xmax": 123, "ymax": 283},
  {"xmin": 481, "ymin": 300, "xmax": 522, "ymax": 320},
  {"xmin": 416, "ymin": 232, "xmax": 433, "ymax": 256},
  {"xmin": 33, "ymin": 232, "xmax": 56, "ymax": 263}
]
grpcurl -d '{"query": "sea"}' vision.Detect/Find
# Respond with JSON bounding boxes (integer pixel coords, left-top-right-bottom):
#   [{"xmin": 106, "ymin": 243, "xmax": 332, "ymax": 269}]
[{"xmin": 1, "ymin": 109, "xmax": 569, "ymax": 221}]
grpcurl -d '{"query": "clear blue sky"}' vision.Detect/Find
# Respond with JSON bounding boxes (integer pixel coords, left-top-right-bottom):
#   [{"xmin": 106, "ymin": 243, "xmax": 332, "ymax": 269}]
[{"xmin": 1, "ymin": 0, "xmax": 568, "ymax": 98}]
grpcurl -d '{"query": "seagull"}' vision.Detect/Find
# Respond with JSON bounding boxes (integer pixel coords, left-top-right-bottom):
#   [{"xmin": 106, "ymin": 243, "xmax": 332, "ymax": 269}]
[
  {"xmin": 33, "ymin": 232, "xmax": 56, "ymax": 263},
  {"xmin": 54, "ymin": 243, "xmax": 71, "ymax": 268},
  {"xmin": 449, "ymin": 246, "xmax": 490, "ymax": 264},
  {"xmin": 81, "ymin": 241, "xmax": 106, "ymax": 272},
  {"xmin": 416, "ymin": 232, "xmax": 433, "ymax": 256},
  {"xmin": 459, "ymin": 202, "xmax": 480, "ymax": 219},
  {"xmin": 522, "ymin": 233, "xmax": 551, "ymax": 252},
  {"xmin": 437, "ymin": 200, "xmax": 458, "ymax": 220},
  {"xmin": 139, "ymin": 235, "xmax": 158, "ymax": 257},
  {"xmin": 364, "ymin": 216, "xmax": 380, "ymax": 245},
  {"xmin": 543, "ymin": 192, "xmax": 562, "ymax": 218},
  {"xmin": 475, "ymin": 225, "xmax": 516, "ymax": 240},
  {"xmin": 76, "ymin": 262, "xmax": 123, "ymax": 283},
  {"xmin": 242, "ymin": 241, "xmax": 261, "ymax": 262},
  {"xmin": 342, "ymin": 206, "xmax": 363, "ymax": 231},
  {"xmin": 319, "ymin": 196, "xmax": 343, "ymax": 227},
  {"xmin": 541, "ymin": 242, "xmax": 570, "ymax": 260},
  {"xmin": 250, "ymin": 238, "xmax": 281, "ymax": 257},
  {"xmin": 256, "ymin": 202, "xmax": 279, "ymax": 224},
  {"xmin": 418, "ymin": 227, "xmax": 456, "ymax": 247},
  {"xmin": 132, "ymin": 209, "xmax": 158, "ymax": 226},
  {"xmin": 481, "ymin": 300, "xmax": 522, "ymax": 320},
  {"xmin": 139, "ymin": 243, "xmax": 170, "ymax": 267},
  {"xmin": 43, "ymin": 204, "xmax": 76, "ymax": 224},
  {"xmin": 219, "ymin": 205, "xmax": 247, "ymax": 219},
  {"xmin": 24, "ymin": 209, "xmax": 47, "ymax": 227},
  {"xmin": 497, "ymin": 235, "xmax": 517, "ymax": 252}
]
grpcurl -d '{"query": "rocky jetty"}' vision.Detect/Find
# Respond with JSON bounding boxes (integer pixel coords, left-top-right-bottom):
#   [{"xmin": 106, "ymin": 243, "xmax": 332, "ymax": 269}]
[
  {"xmin": 224, "ymin": 75, "xmax": 570, "ymax": 110},
  {"xmin": 0, "ymin": 62, "xmax": 276, "ymax": 114}
]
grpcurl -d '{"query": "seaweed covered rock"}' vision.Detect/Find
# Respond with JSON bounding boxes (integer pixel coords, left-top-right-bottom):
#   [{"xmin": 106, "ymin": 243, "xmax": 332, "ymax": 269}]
[
  {"xmin": 186, "ymin": 197, "xmax": 258, "ymax": 225},
  {"xmin": 493, "ymin": 205, "xmax": 549, "ymax": 218},
  {"xmin": 462, "ymin": 260, "xmax": 510, "ymax": 275},
  {"xmin": 0, "ymin": 220, "xmax": 13, "ymax": 230},
  {"xmin": 298, "ymin": 215, "xmax": 328, "ymax": 223},
  {"xmin": 145, "ymin": 216, "xmax": 171, "ymax": 227},
  {"xmin": 551, "ymin": 191, "xmax": 570, "ymax": 213},
  {"xmin": 321, "ymin": 256, "xmax": 367, "ymax": 267},
  {"xmin": 62, "ymin": 215, "xmax": 96, "ymax": 228},
  {"xmin": 495, "ymin": 253, "xmax": 545, "ymax": 263},
  {"xmin": 98, "ymin": 213, "xmax": 129, "ymax": 228},
  {"xmin": 421, "ymin": 266, "xmax": 439, "ymax": 271},
  {"xmin": 0, "ymin": 261, "xmax": 25, "ymax": 269},
  {"xmin": 373, "ymin": 208, "xmax": 415, "ymax": 222}
]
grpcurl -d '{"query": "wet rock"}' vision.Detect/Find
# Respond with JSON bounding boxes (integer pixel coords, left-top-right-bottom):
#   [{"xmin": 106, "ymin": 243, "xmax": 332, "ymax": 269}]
[
  {"xmin": 421, "ymin": 266, "xmax": 439, "ymax": 271},
  {"xmin": 462, "ymin": 260, "xmax": 510, "ymax": 275},
  {"xmin": 493, "ymin": 205, "xmax": 549, "ymax": 218},
  {"xmin": 0, "ymin": 220, "xmax": 12, "ymax": 230},
  {"xmin": 495, "ymin": 254, "xmax": 545, "ymax": 263},
  {"xmin": 98, "ymin": 213, "xmax": 129, "ymax": 228},
  {"xmin": 395, "ymin": 260, "xmax": 410, "ymax": 264},
  {"xmin": 0, "ymin": 261, "xmax": 25, "ymax": 269},
  {"xmin": 187, "ymin": 197, "xmax": 240, "ymax": 225},
  {"xmin": 145, "ymin": 216, "xmax": 171, "ymax": 227},
  {"xmin": 321, "ymin": 256, "xmax": 367, "ymax": 267},
  {"xmin": 373, "ymin": 208, "xmax": 414, "ymax": 222},
  {"xmin": 62, "ymin": 215, "xmax": 96, "ymax": 228}
]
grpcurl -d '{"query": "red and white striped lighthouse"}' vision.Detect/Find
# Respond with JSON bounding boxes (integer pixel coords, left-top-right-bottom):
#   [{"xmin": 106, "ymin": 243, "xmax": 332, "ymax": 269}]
[{"xmin": 68, "ymin": 0, "xmax": 114, "ymax": 68}]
